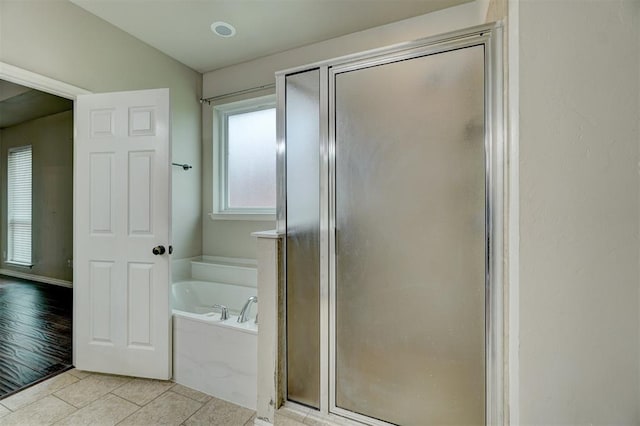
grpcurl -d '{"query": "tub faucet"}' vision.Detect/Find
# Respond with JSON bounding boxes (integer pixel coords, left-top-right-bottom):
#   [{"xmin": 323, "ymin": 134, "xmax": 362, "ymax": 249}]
[
  {"xmin": 238, "ymin": 296, "xmax": 257, "ymax": 323},
  {"xmin": 212, "ymin": 304, "xmax": 229, "ymax": 320}
]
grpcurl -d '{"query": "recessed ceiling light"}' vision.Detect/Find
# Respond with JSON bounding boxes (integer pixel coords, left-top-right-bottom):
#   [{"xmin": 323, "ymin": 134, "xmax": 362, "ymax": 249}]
[{"xmin": 211, "ymin": 21, "xmax": 236, "ymax": 38}]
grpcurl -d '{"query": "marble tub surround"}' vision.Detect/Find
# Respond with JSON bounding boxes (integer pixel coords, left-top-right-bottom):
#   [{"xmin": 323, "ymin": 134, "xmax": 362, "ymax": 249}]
[
  {"xmin": 172, "ymin": 258, "xmax": 259, "ymax": 411},
  {"xmin": 0, "ymin": 369, "xmax": 256, "ymax": 425},
  {"xmin": 173, "ymin": 311, "xmax": 257, "ymax": 410}
]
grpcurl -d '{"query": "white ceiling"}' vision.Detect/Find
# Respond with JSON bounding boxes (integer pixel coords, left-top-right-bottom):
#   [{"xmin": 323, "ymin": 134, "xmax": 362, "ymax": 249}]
[
  {"xmin": 70, "ymin": 0, "xmax": 471, "ymax": 73},
  {"xmin": 0, "ymin": 80, "xmax": 73, "ymax": 129}
]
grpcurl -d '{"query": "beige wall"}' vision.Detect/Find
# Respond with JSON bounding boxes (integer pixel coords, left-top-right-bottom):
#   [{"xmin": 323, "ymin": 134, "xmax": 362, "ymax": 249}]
[
  {"xmin": 0, "ymin": 111, "xmax": 73, "ymax": 281},
  {"xmin": 0, "ymin": 0, "xmax": 202, "ymax": 260},
  {"xmin": 201, "ymin": 0, "xmax": 491, "ymax": 259},
  {"xmin": 517, "ymin": 0, "xmax": 639, "ymax": 423}
]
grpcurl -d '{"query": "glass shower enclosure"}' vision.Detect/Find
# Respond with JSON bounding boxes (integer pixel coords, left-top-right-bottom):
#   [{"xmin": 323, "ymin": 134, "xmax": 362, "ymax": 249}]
[{"xmin": 279, "ymin": 24, "xmax": 504, "ymax": 426}]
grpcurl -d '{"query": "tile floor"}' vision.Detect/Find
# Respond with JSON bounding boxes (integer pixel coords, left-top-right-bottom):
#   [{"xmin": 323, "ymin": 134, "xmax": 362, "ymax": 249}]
[
  {"xmin": 273, "ymin": 406, "xmax": 364, "ymax": 426},
  {"xmin": 0, "ymin": 369, "xmax": 256, "ymax": 425}
]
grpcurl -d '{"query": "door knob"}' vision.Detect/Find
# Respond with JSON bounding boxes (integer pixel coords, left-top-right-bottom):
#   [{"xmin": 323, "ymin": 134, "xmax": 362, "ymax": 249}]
[{"xmin": 152, "ymin": 245, "xmax": 166, "ymax": 255}]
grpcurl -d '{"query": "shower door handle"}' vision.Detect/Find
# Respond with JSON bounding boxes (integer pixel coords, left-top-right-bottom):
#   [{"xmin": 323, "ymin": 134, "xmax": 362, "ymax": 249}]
[{"xmin": 152, "ymin": 245, "xmax": 166, "ymax": 255}]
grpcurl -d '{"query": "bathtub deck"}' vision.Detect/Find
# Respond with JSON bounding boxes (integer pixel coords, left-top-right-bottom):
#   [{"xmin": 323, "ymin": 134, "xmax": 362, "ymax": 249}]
[{"xmin": 0, "ymin": 276, "xmax": 72, "ymax": 399}]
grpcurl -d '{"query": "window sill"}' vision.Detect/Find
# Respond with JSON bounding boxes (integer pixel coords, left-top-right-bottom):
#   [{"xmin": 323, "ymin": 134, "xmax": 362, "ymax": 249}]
[
  {"xmin": 209, "ymin": 212, "xmax": 276, "ymax": 222},
  {"xmin": 5, "ymin": 261, "xmax": 33, "ymax": 268}
]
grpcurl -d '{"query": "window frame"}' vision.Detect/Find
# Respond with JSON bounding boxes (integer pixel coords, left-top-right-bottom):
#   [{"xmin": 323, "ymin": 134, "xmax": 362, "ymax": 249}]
[
  {"xmin": 211, "ymin": 94, "xmax": 277, "ymax": 221},
  {"xmin": 6, "ymin": 145, "xmax": 33, "ymax": 267}
]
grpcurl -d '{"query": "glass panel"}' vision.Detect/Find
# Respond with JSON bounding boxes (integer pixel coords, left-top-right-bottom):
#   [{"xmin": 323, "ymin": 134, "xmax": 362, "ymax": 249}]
[
  {"xmin": 286, "ymin": 69, "xmax": 321, "ymax": 408},
  {"xmin": 334, "ymin": 46, "xmax": 486, "ymax": 425},
  {"xmin": 227, "ymin": 108, "xmax": 276, "ymax": 209}
]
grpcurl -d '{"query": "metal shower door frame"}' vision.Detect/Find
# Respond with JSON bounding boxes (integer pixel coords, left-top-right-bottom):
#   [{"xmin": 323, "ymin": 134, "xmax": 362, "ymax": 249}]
[{"xmin": 276, "ymin": 22, "xmax": 505, "ymax": 426}]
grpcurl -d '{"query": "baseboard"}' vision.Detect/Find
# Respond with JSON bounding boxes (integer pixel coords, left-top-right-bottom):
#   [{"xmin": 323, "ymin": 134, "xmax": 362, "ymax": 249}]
[{"xmin": 0, "ymin": 269, "xmax": 72, "ymax": 288}]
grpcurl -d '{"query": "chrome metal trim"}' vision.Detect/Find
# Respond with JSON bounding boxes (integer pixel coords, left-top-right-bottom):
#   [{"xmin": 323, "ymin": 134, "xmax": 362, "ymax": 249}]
[
  {"xmin": 275, "ymin": 22, "xmax": 500, "ymax": 77},
  {"xmin": 486, "ymin": 24, "xmax": 506, "ymax": 426},
  {"xmin": 318, "ymin": 65, "xmax": 330, "ymax": 415},
  {"xmin": 327, "ymin": 63, "xmax": 337, "ymax": 418},
  {"xmin": 331, "ymin": 407, "xmax": 397, "ymax": 426},
  {"xmin": 328, "ymin": 34, "xmax": 490, "ymax": 76},
  {"xmin": 485, "ymin": 34, "xmax": 495, "ymax": 426},
  {"xmin": 275, "ymin": 73, "xmax": 287, "ymax": 406},
  {"xmin": 275, "ymin": 75, "xmax": 287, "ymax": 233}
]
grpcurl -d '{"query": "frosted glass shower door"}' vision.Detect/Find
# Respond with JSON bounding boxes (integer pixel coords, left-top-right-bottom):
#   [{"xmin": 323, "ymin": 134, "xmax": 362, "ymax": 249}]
[
  {"xmin": 333, "ymin": 45, "xmax": 486, "ymax": 425},
  {"xmin": 286, "ymin": 69, "xmax": 321, "ymax": 408}
]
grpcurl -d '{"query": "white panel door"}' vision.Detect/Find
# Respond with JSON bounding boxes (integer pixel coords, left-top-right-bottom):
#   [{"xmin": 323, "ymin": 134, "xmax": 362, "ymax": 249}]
[{"xmin": 74, "ymin": 89, "xmax": 171, "ymax": 379}]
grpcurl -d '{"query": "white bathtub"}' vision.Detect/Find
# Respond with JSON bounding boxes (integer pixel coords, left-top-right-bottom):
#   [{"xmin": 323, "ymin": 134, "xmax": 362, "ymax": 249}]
[{"xmin": 172, "ymin": 278, "xmax": 258, "ymax": 410}]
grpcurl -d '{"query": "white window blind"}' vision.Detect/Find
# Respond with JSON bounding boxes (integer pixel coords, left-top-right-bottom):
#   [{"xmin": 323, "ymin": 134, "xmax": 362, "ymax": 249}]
[{"xmin": 7, "ymin": 146, "xmax": 32, "ymax": 265}]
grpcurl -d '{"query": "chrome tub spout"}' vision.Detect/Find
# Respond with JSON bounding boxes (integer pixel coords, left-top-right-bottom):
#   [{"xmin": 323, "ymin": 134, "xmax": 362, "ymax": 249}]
[{"xmin": 237, "ymin": 296, "xmax": 257, "ymax": 323}]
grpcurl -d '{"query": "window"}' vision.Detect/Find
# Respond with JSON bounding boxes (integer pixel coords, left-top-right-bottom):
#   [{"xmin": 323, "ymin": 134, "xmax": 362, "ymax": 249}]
[
  {"xmin": 212, "ymin": 95, "xmax": 276, "ymax": 219},
  {"xmin": 7, "ymin": 145, "xmax": 32, "ymax": 266}
]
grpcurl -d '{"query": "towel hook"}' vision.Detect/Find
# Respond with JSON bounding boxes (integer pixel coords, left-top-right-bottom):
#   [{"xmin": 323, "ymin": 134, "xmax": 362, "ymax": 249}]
[{"xmin": 172, "ymin": 162, "xmax": 192, "ymax": 171}]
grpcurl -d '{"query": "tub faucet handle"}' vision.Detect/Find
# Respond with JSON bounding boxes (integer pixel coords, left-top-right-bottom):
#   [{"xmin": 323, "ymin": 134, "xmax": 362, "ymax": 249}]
[{"xmin": 212, "ymin": 304, "xmax": 229, "ymax": 320}]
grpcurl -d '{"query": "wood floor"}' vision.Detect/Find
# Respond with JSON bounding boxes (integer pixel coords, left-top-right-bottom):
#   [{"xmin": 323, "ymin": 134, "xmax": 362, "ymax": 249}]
[{"xmin": 0, "ymin": 275, "xmax": 72, "ymax": 399}]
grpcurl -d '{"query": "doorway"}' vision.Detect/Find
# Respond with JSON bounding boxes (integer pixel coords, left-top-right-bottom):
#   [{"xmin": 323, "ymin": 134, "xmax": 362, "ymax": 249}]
[
  {"xmin": 0, "ymin": 78, "xmax": 74, "ymax": 398},
  {"xmin": 1, "ymin": 64, "xmax": 174, "ymax": 384}
]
